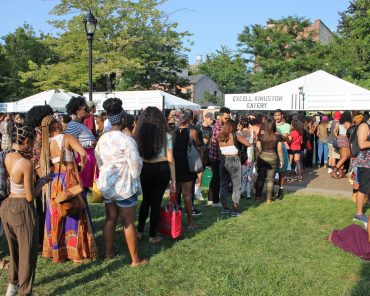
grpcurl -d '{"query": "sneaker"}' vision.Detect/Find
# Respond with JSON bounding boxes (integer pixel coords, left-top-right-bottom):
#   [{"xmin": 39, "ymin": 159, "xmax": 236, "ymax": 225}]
[
  {"xmin": 231, "ymin": 210, "xmax": 241, "ymax": 217},
  {"xmin": 195, "ymin": 194, "xmax": 205, "ymax": 201},
  {"xmin": 6, "ymin": 283, "xmax": 18, "ymax": 296},
  {"xmin": 192, "ymin": 208, "xmax": 202, "ymax": 216},
  {"xmin": 328, "ymin": 168, "xmax": 333, "ymax": 174},
  {"xmin": 212, "ymin": 202, "xmax": 222, "ymax": 208},
  {"xmin": 353, "ymin": 214, "xmax": 368, "ymax": 227},
  {"xmin": 246, "ymin": 194, "xmax": 251, "ymax": 199},
  {"xmin": 221, "ymin": 207, "xmax": 232, "ymax": 214},
  {"xmin": 207, "ymin": 200, "xmax": 213, "ymax": 206}
]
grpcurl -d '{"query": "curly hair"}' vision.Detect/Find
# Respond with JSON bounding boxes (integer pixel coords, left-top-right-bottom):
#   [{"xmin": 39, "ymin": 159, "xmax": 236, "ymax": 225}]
[
  {"xmin": 65, "ymin": 96, "xmax": 87, "ymax": 115},
  {"xmin": 123, "ymin": 114, "xmax": 136, "ymax": 132},
  {"xmin": 339, "ymin": 111, "xmax": 352, "ymax": 125},
  {"xmin": 135, "ymin": 107, "xmax": 167, "ymax": 160},
  {"xmin": 25, "ymin": 105, "xmax": 54, "ymax": 127}
]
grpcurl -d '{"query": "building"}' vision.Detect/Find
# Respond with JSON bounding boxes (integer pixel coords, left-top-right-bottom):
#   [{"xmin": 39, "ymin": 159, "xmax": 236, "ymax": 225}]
[{"xmin": 178, "ymin": 74, "xmax": 222, "ymax": 106}]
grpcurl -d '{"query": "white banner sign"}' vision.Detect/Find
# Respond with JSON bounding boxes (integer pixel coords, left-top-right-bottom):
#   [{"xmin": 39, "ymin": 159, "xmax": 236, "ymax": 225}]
[{"xmin": 225, "ymin": 93, "xmax": 302, "ymax": 111}]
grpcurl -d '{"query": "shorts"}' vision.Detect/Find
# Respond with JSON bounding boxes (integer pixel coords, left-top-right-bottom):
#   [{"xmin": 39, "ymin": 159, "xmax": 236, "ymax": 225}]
[
  {"xmin": 358, "ymin": 167, "xmax": 370, "ymax": 194},
  {"xmin": 337, "ymin": 135, "xmax": 349, "ymax": 149},
  {"xmin": 328, "ymin": 143, "xmax": 340, "ymax": 159},
  {"xmin": 103, "ymin": 193, "xmax": 138, "ymax": 208},
  {"xmin": 289, "ymin": 149, "xmax": 301, "ymax": 155}
]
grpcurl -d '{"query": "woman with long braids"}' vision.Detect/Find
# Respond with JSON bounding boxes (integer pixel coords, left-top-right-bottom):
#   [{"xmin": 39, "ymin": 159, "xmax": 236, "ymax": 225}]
[
  {"xmin": 25, "ymin": 104, "xmax": 54, "ymax": 248},
  {"xmin": 41, "ymin": 115, "xmax": 98, "ymax": 263},
  {"xmin": 95, "ymin": 98, "xmax": 147, "ymax": 266},
  {"xmin": 65, "ymin": 96, "xmax": 97, "ymax": 192},
  {"xmin": 135, "ymin": 107, "xmax": 176, "ymax": 243},
  {"xmin": 1, "ymin": 124, "xmax": 45, "ymax": 296}
]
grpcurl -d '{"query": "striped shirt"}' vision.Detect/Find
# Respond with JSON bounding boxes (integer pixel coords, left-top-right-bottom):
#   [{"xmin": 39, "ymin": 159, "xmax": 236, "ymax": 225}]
[{"xmin": 65, "ymin": 121, "xmax": 96, "ymax": 147}]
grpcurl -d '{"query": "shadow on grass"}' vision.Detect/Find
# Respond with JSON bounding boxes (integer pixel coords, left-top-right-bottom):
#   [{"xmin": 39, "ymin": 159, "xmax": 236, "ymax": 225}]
[{"xmin": 351, "ymin": 261, "xmax": 370, "ymax": 295}]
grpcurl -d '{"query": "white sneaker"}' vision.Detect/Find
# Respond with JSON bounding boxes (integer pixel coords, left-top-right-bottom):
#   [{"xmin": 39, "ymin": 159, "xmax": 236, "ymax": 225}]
[
  {"xmin": 6, "ymin": 283, "xmax": 18, "ymax": 296},
  {"xmin": 328, "ymin": 168, "xmax": 333, "ymax": 174},
  {"xmin": 195, "ymin": 192, "xmax": 205, "ymax": 201},
  {"xmin": 212, "ymin": 202, "xmax": 222, "ymax": 208},
  {"xmin": 207, "ymin": 200, "xmax": 213, "ymax": 206}
]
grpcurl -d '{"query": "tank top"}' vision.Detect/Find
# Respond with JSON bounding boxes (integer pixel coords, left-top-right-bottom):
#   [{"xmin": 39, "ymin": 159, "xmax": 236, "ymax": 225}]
[
  {"xmin": 339, "ymin": 124, "xmax": 347, "ymax": 136},
  {"xmin": 9, "ymin": 158, "xmax": 26, "ymax": 194},
  {"xmin": 50, "ymin": 134, "xmax": 74, "ymax": 164}
]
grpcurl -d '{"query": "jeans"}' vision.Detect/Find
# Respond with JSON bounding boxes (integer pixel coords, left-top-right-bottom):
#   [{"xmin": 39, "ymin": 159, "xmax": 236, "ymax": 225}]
[
  {"xmin": 138, "ymin": 161, "xmax": 170, "ymax": 237},
  {"xmin": 219, "ymin": 156, "xmax": 241, "ymax": 206},
  {"xmin": 317, "ymin": 140, "xmax": 328, "ymax": 165},
  {"xmin": 208, "ymin": 160, "xmax": 220, "ymax": 203},
  {"xmin": 255, "ymin": 152, "xmax": 278, "ymax": 200}
]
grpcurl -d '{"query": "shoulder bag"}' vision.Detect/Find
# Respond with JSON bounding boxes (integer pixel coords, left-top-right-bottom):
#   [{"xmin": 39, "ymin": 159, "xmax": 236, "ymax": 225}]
[
  {"xmin": 187, "ymin": 129, "xmax": 203, "ymax": 173},
  {"xmin": 53, "ymin": 135, "xmax": 85, "ymax": 218}
]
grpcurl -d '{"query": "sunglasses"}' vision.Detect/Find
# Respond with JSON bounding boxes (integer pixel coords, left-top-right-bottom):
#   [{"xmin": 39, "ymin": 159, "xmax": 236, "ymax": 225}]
[{"xmin": 80, "ymin": 106, "xmax": 90, "ymax": 112}]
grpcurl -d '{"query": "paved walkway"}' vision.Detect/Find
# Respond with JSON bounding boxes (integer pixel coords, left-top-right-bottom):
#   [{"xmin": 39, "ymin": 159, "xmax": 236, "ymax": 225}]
[{"xmin": 283, "ymin": 167, "xmax": 352, "ymax": 198}]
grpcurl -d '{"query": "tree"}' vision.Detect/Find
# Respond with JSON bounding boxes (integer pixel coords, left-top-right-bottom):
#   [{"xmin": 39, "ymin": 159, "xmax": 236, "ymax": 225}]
[
  {"xmin": 237, "ymin": 16, "xmax": 324, "ymax": 92},
  {"xmin": 20, "ymin": 0, "xmax": 191, "ymax": 95},
  {"xmin": 0, "ymin": 24, "xmax": 54, "ymax": 101},
  {"xmin": 328, "ymin": 0, "xmax": 370, "ymax": 89},
  {"xmin": 195, "ymin": 46, "xmax": 250, "ymax": 95}
]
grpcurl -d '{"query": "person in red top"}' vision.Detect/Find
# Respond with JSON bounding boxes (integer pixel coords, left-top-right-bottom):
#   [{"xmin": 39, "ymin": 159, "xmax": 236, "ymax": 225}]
[
  {"xmin": 83, "ymin": 101, "xmax": 97, "ymax": 137},
  {"xmin": 289, "ymin": 119, "xmax": 303, "ymax": 181}
]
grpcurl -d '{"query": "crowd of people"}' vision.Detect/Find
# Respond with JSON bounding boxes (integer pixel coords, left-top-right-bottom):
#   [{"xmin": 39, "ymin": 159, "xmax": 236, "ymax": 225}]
[{"xmin": 0, "ymin": 98, "xmax": 369, "ymax": 295}]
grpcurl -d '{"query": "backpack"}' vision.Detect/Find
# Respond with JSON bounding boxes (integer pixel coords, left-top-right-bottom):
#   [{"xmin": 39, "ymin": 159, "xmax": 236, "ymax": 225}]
[
  {"xmin": 0, "ymin": 151, "xmax": 10, "ymax": 205},
  {"xmin": 347, "ymin": 125, "xmax": 360, "ymax": 157}
]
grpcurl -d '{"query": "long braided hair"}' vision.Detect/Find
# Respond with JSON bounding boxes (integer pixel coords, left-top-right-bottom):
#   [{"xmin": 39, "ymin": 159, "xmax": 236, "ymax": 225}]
[
  {"xmin": 40, "ymin": 115, "xmax": 57, "ymax": 178},
  {"xmin": 40, "ymin": 116, "xmax": 57, "ymax": 207}
]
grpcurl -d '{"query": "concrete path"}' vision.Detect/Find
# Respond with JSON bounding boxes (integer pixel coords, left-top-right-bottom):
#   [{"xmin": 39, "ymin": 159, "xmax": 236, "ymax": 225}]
[{"xmin": 282, "ymin": 167, "xmax": 352, "ymax": 198}]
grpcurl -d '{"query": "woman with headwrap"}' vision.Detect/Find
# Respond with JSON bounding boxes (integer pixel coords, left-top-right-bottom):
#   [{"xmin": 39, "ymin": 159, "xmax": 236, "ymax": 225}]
[{"xmin": 95, "ymin": 98, "xmax": 148, "ymax": 266}]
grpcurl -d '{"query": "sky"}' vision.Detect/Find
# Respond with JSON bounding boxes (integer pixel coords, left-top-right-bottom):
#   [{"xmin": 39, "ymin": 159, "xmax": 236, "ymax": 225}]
[{"xmin": 0, "ymin": 0, "xmax": 351, "ymax": 64}]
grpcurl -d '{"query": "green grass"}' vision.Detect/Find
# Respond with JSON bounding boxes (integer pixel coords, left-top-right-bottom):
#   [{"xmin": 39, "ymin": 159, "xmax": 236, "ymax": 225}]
[{"xmin": 1, "ymin": 194, "xmax": 370, "ymax": 295}]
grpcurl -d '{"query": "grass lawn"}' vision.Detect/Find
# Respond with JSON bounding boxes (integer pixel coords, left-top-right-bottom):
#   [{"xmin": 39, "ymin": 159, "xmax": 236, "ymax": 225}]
[{"xmin": 1, "ymin": 194, "xmax": 370, "ymax": 295}]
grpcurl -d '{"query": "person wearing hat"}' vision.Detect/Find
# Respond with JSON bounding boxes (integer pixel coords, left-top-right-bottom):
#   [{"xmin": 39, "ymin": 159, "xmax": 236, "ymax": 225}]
[
  {"xmin": 83, "ymin": 100, "xmax": 97, "ymax": 137},
  {"xmin": 327, "ymin": 111, "xmax": 341, "ymax": 173},
  {"xmin": 316, "ymin": 115, "xmax": 329, "ymax": 168}
]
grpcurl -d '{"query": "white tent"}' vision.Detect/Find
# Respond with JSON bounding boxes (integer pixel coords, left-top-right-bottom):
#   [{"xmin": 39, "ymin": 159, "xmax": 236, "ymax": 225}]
[
  {"xmin": 9, "ymin": 89, "xmax": 81, "ymax": 112},
  {"xmin": 225, "ymin": 70, "xmax": 370, "ymax": 111},
  {"xmin": 84, "ymin": 90, "xmax": 200, "ymax": 111}
]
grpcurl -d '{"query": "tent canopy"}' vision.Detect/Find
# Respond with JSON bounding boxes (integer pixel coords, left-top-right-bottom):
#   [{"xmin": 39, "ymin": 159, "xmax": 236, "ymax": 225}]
[
  {"xmin": 225, "ymin": 70, "xmax": 370, "ymax": 111},
  {"xmin": 85, "ymin": 90, "xmax": 200, "ymax": 111},
  {"xmin": 9, "ymin": 89, "xmax": 81, "ymax": 112}
]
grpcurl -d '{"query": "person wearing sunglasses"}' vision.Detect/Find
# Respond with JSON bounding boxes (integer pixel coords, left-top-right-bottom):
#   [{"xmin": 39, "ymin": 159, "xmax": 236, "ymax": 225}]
[{"xmin": 65, "ymin": 97, "xmax": 97, "ymax": 193}]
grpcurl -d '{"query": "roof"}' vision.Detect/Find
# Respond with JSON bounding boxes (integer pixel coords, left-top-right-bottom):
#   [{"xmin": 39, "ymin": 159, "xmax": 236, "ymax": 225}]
[{"xmin": 189, "ymin": 75, "xmax": 206, "ymax": 84}]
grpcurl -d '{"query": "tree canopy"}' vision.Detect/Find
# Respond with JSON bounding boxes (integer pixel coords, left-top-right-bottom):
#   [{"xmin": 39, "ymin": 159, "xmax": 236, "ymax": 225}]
[{"xmin": 19, "ymin": 0, "xmax": 191, "ymax": 95}]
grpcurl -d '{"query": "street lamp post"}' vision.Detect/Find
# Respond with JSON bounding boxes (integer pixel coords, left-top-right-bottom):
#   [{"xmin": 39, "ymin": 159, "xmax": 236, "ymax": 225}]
[
  {"xmin": 83, "ymin": 9, "xmax": 97, "ymax": 101},
  {"xmin": 298, "ymin": 86, "xmax": 305, "ymax": 110}
]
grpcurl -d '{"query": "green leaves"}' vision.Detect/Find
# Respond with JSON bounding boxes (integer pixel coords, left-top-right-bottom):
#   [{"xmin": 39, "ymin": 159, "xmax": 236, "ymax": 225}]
[
  {"xmin": 196, "ymin": 46, "xmax": 250, "ymax": 95},
  {"xmin": 19, "ymin": 0, "xmax": 191, "ymax": 94}
]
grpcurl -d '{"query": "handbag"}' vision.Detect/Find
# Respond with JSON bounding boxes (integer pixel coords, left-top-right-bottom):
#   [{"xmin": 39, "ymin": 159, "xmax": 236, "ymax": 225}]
[
  {"xmin": 187, "ymin": 129, "xmax": 203, "ymax": 173},
  {"xmin": 158, "ymin": 191, "xmax": 182, "ymax": 239},
  {"xmin": 90, "ymin": 167, "xmax": 102, "ymax": 203},
  {"xmin": 53, "ymin": 135, "xmax": 85, "ymax": 218}
]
